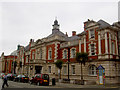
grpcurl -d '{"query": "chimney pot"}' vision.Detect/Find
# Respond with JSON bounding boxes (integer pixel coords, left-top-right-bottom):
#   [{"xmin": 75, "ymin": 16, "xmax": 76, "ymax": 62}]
[{"xmin": 72, "ymin": 31, "xmax": 76, "ymax": 36}]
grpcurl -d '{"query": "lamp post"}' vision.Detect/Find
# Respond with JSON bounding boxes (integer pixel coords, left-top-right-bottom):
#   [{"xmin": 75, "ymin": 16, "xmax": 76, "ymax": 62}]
[
  {"xmin": 68, "ymin": 42, "xmax": 70, "ymax": 81},
  {"xmin": 68, "ymin": 47, "xmax": 70, "ymax": 81},
  {"xmin": 12, "ymin": 55, "xmax": 15, "ymax": 74}
]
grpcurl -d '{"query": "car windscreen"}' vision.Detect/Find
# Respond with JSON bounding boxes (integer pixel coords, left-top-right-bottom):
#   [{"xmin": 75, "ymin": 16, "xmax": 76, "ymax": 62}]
[
  {"xmin": 7, "ymin": 74, "xmax": 12, "ymax": 76},
  {"xmin": 13, "ymin": 74, "xmax": 17, "ymax": 76},
  {"xmin": 42, "ymin": 74, "xmax": 49, "ymax": 79},
  {"xmin": 21, "ymin": 75, "xmax": 25, "ymax": 77}
]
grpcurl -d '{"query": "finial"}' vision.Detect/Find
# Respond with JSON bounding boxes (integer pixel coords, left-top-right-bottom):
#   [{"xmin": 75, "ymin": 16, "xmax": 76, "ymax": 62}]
[{"xmin": 55, "ymin": 16, "xmax": 57, "ymax": 20}]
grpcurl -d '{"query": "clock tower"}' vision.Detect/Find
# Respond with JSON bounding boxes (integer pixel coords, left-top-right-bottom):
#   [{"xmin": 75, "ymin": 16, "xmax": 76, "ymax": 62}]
[{"xmin": 52, "ymin": 19, "xmax": 60, "ymax": 33}]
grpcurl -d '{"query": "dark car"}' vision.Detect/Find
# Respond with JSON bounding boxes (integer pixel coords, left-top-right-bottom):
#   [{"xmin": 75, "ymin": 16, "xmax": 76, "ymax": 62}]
[
  {"xmin": 14, "ymin": 75, "xmax": 29, "ymax": 83},
  {"xmin": 7, "ymin": 74, "xmax": 17, "ymax": 81},
  {"xmin": 29, "ymin": 74, "xmax": 49, "ymax": 86}
]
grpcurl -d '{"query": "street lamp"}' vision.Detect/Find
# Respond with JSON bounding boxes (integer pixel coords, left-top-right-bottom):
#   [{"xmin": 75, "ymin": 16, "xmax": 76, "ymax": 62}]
[
  {"xmin": 68, "ymin": 42, "xmax": 70, "ymax": 81},
  {"xmin": 12, "ymin": 55, "xmax": 15, "ymax": 74}
]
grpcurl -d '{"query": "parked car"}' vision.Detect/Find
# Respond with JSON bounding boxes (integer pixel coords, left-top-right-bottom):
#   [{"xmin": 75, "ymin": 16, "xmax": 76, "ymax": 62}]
[
  {"xmin": 14, "ymin": 75, "xmax": 29, "ymax": 83},
  {"xmin": 29, "ymin": 74, "xmax": 49, "ymax": 86},
  {"xmin": 7, "ymin": 73, "xmax": 17, "ymax": 81},
  {"xmin": 0, "ymin": 73, "xmax": 5, "ymax": 79}
]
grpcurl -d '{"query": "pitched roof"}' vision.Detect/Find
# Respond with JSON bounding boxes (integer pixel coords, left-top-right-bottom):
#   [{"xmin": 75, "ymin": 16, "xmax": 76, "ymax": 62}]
[
  {"xmin": 97, "ymin": 19, "xmax": 111, "ymax": 29},
  {"xmin": 24, "ymin": 45, "xmax": 29, "ymax": 51},
  {"xmin": 47, "ymin": 30, "xmax": 68, "ymax": 38},
  {"xmin": 10, "ymin": 50, "xmax": 17, "ymax": 56},
  {"xmin": 67, "ymin": 35, "xmax": 80, "ymax": 41}
]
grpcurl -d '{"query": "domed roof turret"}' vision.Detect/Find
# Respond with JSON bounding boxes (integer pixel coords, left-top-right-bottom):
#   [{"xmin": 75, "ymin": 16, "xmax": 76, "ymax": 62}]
[{"xmin": 54, "ymin": 19, "xmax": 58, "ymax": 25}]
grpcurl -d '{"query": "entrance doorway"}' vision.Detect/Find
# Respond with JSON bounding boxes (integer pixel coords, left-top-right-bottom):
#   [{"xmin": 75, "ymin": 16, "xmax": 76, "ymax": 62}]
[{"xmin": 35, "ymin": 66, "xmax": 42, "ymax": 74}]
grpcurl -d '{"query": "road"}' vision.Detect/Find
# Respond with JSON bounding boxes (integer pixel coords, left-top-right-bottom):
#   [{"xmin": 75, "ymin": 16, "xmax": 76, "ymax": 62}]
[{"xmin": 0, "ymin": 79, "xmax": 120, "ymax": 89}]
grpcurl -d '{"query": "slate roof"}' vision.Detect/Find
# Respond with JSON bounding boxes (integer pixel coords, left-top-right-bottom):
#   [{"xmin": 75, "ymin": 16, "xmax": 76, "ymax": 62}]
[
  {"xmin": 47, "ymin": 30, "xmax": 68, "ymax": 38},
  {"xmin": 67, "ymin": 35, "xmax": 80, "ymax": 41},
  {"xmin": 10, "ymin": 50, "xmax": 17, "ymax": 56},
  {"xmin": 97, "ymin": 19, "xmax": 111, "ymax": 29},
  {"xmin": 77, "ymin": 31, "xmax": 86, "ymax": 36},
  {"xmin": 24, "ymin": 45, "xmax": 29, "ymax": 51}
]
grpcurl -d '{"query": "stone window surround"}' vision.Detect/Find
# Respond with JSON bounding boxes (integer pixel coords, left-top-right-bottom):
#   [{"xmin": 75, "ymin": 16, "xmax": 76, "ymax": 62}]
[
  {"xmin": 71, "ymin": 64, "xmax": 75, "ymax": 75},
  {"xmin": 26, "ymin": 56, "xmax": 28, "ymax": 63},
  {"xmin": 48, "ymin": 48, "xmax": 52, "ymax": 60},
  {"xmin": 88, "ymin": 64, "xmax": 97, "ymax": 76},
  {"xmin": 48, "ymin": 66, "xmax": 51, "ymax": 73},
  {"xmin": 63, "ymin": 65, "xmax": 67, "ymax": 75},
  {"xmin": 89, "ymin": 29, "xmax": 95, "ymax": 39},
  {"xmin": 62, "ymin": 49, "xmax": 68, "ymax": 59},
  {"xmin": 88, "ymin": 43, "xmax": 96, "ymax": 56},
  {"xmin": 112, "ymin": 41, "xmax": 115, "ymax": 55},
  {"xmin": 32, "ymin": 51, "xmax": 35, "ymax": 60},
  {"xmin": 39, "ymin": 48, "xmax": 42, "ymax": 59},
  {"xmin": 70, "ymin": 47, "xmax": 76, "ymax": 58}
]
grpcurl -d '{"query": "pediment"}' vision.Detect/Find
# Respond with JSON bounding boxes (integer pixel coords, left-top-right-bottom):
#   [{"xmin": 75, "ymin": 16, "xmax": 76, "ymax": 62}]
[{"xmin": 86, "ymin": 22, "xmax": 98, "ymax": 28}]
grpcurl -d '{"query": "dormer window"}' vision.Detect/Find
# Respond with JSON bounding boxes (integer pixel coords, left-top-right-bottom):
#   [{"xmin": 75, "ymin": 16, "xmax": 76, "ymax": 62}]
[{"xmin": 90, "ymin": 29, "xmax": 95, "ymax": 38}]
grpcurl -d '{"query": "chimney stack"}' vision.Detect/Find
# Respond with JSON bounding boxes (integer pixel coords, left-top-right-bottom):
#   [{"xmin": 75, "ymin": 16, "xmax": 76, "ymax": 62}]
[
  {"xmin": 66, "ymin": 32, "xmax": 68, "ymax": 36},
  {"xmin": 72, "ymin": 31, "xmax": 76, "ymax": 36}
]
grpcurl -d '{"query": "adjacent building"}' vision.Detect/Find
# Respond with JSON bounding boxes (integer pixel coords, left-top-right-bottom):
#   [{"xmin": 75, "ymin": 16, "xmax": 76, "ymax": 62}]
[{"xmin": 1, "ymin": 51, "xmax": 17, "ymax": 74}]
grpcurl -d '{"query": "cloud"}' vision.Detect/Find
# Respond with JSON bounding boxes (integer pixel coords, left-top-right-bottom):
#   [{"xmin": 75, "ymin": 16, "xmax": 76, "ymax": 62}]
[{"xmin": 0, "ymin": 1, "xmax": 118, "ymax": 55}]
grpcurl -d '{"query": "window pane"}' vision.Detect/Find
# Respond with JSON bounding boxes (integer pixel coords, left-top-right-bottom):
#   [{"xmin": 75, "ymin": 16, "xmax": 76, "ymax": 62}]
[
  {"xmin": 71, "ymin": 65, "xmax": 75, "ymax": 74},
  {"xmin": 64, "ymin": 50, "xmax": 67, "ymax": 59},
  {"xmin": 91, "ymin": 44, "xmax": 95, "ymax": 55},
  {"xmin": 48, "ymin": 66, "xmax": 51, "ymax": 73},
  {"xmin": 89, "ymin": 65, "xmax": 97, "ymax": 75},
  {"xmin": 90, "ymin": 29, "xmax": 95, "ymax": 38},
  {"xmin": 71, "ymin": 49, "xmax": 76, "ymax": 58},
  {"xmin": 63, "ymin": 66, "xmax": 67, "ymax": 74}
]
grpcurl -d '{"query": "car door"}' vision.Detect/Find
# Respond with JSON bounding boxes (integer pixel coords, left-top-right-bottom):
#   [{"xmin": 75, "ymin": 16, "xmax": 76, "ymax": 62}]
[{"xmin": 34, "ymin": 75, "xmax": 38, "ymax": 83}]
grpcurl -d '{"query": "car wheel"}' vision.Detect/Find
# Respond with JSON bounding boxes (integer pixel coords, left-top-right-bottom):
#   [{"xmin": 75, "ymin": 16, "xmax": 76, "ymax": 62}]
[
  {"xmin": 29, "ymin": 81, "xmax": 32, "ymax": 84},
  {"xmin": 37, "ymin": 82, "xmax": 40, "ymax": 86},
  {"xmin": 19, "ymin": 79, "xmax": 21, "ymax": 82},
  {"xmin": 13, "ymin": 79, "xmax": 15, "ymax": 82}
]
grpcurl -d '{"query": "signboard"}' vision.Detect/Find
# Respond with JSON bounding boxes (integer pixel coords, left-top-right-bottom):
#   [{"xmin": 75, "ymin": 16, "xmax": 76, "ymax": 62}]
[{"xmin": 97, "ymin": 65, "xmax": 105, "ymax": 85}]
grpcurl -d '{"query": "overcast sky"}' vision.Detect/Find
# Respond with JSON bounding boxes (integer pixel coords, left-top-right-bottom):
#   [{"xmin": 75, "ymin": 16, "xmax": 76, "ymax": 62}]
[{"xmin": 0, "ymin": 0, "xmax": 119, "ymax": 55}]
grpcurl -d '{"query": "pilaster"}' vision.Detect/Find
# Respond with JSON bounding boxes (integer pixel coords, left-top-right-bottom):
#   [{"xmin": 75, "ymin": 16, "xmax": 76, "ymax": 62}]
[
  {"xmin": 84, "ymin": 36, "xmax": 86, "ymax": 52},
  {"xmin": 79, "ymin": 40, "xmax": 81, "ymax": 52}
]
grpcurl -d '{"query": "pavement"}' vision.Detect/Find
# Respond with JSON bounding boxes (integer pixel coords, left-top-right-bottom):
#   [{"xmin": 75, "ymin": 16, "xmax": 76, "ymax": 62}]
[
  {"xmin": 54, "ymin": 82, "xmax": 120, "ymax": 88},
  {"xmin": 0, "ymin": 78, "xmax": 119, "ymax": 89},
  {"xmin": 0, "ymin": 78, "xmax": 3, "ymax": 90}
]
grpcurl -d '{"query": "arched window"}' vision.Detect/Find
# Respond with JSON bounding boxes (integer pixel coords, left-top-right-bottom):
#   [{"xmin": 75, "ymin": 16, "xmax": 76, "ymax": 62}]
[
  {"xmin": 71, "ymin": 48, "xmax": 76, "ymax": 58},
  {"xmin": 89, "ymin": 65, "xmax": 97, "ymax": 75},
  {"xmin": 63, "ymin": 49, "xmax": 67, "ymax": 59}
]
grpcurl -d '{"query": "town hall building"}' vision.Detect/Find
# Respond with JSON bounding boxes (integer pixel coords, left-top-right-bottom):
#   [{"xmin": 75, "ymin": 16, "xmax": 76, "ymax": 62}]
[{"xmin": 1, "ymin": 19, "xmax": 120, "ymax": 85}]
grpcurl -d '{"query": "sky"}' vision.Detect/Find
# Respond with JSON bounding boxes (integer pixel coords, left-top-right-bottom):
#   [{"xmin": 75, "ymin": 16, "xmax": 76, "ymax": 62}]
[{"xmin": 0, "ymin": 0, "xmax": 119, "ymax": 55}]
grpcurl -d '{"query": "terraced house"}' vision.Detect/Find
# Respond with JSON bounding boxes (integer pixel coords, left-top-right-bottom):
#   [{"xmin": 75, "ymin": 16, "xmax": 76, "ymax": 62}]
[{"xmin": 1, "ymin": 19, "xmax": 120, "ymax": 85}]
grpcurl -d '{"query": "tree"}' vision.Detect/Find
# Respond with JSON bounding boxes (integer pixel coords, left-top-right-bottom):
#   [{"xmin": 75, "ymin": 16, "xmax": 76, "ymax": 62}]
[
  {"xmin": 55, "ymin": 59, "xmax": 63, "ymax": 79},
  {"xmin": 76, "ymin": 52, "xmax": 88, "ymax": 85}
]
